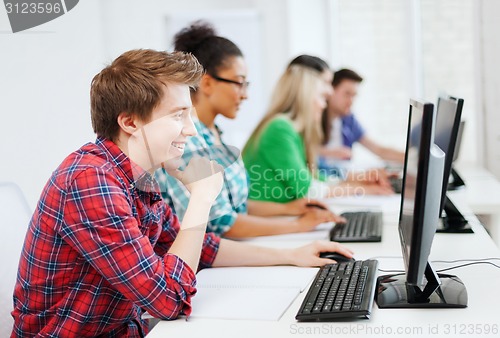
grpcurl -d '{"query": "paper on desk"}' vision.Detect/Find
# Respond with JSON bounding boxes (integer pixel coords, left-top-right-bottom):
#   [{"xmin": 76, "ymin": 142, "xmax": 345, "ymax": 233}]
[
  {"xmin": 190, "ymin": 287, "xmax": 299, "ymax": 321},
  {"xmin": 195, "ymin": 266, "xmax": 317, "ymax": 292},
  {"xmin": 190, "ymin": 266, "xmax": 317, "ymax": 321}
]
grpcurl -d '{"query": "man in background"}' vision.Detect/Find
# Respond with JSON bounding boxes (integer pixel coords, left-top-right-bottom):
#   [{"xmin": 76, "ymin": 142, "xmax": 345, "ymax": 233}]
[{"xmin": 320, "ymin": 68, "xmax": 404, "ymax": 166}]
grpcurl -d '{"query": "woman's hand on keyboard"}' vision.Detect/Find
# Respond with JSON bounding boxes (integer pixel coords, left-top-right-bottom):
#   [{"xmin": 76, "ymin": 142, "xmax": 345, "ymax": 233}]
[
  {"xmin": 284, "ymin": 198, "xmax": 329, "ymax": 216},
  {"xmin": 294, "ymin": 209, "xmax": 346, "ymax": 233}
]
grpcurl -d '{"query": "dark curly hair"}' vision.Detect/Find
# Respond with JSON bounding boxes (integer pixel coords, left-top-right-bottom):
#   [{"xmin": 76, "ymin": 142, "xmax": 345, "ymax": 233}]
[{"xmin": 174, "ymin": 20, "xmax": 243, "ymax": 76}]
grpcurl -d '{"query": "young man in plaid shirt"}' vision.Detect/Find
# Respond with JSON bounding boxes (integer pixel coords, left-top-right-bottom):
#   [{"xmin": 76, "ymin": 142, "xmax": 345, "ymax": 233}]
[{"xmin": 11, "ymin": 49, "xmax": 353, "ymax": 337}]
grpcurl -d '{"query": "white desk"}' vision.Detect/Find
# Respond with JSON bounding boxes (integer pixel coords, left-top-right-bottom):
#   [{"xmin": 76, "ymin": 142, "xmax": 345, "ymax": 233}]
[
  {"xmin": 452, "ymin": 164, "xmax": 500, "ymax": 245},
  {"xmin": 148, "ymin": 197, "xmax": 500, "ymax": 338}
]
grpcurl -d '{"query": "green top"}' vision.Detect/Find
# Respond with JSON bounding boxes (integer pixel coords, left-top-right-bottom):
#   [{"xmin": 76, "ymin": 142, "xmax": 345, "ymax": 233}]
[{"xmin": 243, "ymin": 116, "xmax": 313, "ymax": 203}]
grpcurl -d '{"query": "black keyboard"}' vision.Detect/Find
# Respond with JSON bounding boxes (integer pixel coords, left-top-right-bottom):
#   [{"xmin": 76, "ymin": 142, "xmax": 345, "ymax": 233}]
[
  {"xmin": 329, "ymin": 211, "xmax": 383, "ymax": 242},
  {"xmin": 296, "ymin": 260, "xmax": 378, "ymax": 321}
]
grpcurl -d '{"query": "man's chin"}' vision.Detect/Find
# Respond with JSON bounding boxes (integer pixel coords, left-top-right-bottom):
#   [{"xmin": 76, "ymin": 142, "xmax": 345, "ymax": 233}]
[{"xmin": 161, "ymin": 157, "xmax": 182, "ymax": 173}]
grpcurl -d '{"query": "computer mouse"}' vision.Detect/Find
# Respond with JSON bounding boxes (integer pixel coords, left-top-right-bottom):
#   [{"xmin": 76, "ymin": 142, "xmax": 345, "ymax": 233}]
[{"xmin": 319, "ymin": 252, "xmax": 355, "ymax": 263}]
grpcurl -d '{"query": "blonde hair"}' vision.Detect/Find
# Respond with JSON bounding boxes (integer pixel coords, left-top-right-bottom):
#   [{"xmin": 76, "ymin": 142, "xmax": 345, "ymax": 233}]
[{"xmin": 245, "ymin": 65, "xmax": 325, "ymax": 170}]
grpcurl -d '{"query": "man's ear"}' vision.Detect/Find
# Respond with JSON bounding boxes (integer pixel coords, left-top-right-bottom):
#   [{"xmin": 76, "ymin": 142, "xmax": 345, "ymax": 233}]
[{"xmin": 117, "ymin": 112, "xmax": 139, "ymax": 136}]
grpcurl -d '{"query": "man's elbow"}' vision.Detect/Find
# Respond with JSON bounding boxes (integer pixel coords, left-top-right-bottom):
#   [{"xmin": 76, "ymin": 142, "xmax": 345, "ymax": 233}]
[{"xmin": 146, "ymin": 296, "xmax": 192, "ymax": 321}]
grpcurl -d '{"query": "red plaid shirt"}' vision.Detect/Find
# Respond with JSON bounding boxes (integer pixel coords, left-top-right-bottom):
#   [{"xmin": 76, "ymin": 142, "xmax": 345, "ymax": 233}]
[{"xmin": 11, "ymin": 138, "xmax": 220, "ymax": 337}]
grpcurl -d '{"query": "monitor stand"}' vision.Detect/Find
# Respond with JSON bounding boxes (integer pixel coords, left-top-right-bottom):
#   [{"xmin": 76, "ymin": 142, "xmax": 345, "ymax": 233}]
[
  {"xmin": 376, "ymin": 263, "xmax": 468, "ymax": 308},
  {"xmin": 436, "ymin": 196, "xmax": 473, "ymax": 233},
  {"xmin": 447, "ymin": 167, "xmax": 465, "ymax": 190}
]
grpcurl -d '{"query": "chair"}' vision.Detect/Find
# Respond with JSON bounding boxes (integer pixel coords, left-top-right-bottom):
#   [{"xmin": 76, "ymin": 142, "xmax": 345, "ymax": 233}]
[{"xmin": 0, "ymin": 182, "xmax": 31, "ymax": 337}]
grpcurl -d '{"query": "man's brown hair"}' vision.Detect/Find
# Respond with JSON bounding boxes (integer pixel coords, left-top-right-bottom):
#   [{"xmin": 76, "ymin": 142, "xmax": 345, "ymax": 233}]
[
  {"xmin": 332, "ymin": 68, "xmax": 363, "ymax": 88},
  {"xmin": 90, "ymin": 49, "xmax": 204, "ymax": 141}
]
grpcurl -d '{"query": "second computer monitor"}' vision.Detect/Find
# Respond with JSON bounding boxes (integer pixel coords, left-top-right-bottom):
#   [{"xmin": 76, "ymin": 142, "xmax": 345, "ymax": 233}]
[
  {"xmin": 434, "ymin": 96, "xmax": 464, "ymax": 211},
  {"xmin": 376, "ymin": 99, "xmax": 467, "ymax": 309},
  {"xmin": 434, "ymin": 96, "xmax": 472, "ymax": 232}
]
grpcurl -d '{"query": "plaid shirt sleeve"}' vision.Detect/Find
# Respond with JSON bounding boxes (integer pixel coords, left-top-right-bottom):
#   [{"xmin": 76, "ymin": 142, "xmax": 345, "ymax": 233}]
[
  {"xmin": 58, "ymin": 167, "xmax": 205, "ymax": 319},
  {"xmin": 153, "ymin": 204, "xmax": 220, "ymax": 271}
]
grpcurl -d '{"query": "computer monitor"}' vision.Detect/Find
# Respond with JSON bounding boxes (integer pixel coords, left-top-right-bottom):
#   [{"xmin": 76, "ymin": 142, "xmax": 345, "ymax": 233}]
[
  {"xmin": 376, "ymin": 99, "xmax": 468, "ymax": 308},
  {"xmin": 434, "ymin": 96, "xmax": 472, "ymax": 233},
  {"xmin": 435, "ymin": 96, "xmax": 465, "ymax": 194},
  {"xmin": 448, "ymin": 120, "xmax": 466, "ymax": 188}
]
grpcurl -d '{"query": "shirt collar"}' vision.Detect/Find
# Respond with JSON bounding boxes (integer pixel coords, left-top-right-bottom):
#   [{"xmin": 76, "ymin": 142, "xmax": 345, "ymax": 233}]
[
  {"xmin": 195, "ymin": 120, "xmax": 223, "ymax": 146},
  {"xmin": 95, "ymin": 137, "xmax": 161, "ymax": 196}
]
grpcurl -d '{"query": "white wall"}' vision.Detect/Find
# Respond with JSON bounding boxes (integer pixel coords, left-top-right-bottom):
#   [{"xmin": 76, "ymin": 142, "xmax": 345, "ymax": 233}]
[
  {"xmin": 0, "ymin": 1, "xmax": 104, "ymax": 208},
  {"xmin": 330, "ymin": 0, "xmax": 412, "ymax": 159},
  {"xmin": 421, "ymin": 0, "xmax": 478, "ymax": 167},
  {"xmin": 286, "ymin": 0, "xmax": 330, "ymax": 60},
  {"xmin": 478, "ymin": 0, "xmax": 500, "ymax": 178}
]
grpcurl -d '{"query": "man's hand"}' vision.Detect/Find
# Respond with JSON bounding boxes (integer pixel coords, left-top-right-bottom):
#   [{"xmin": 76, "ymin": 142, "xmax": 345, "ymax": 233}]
[
  {"xmin": 345, "ymin": 168, "xmax": 394, "ymax": 193},
  {"xmin": 358, "ymin": 183, "xmax": 394, "ymax": 196},
  {"xmin": 286, "ymin": 240, "xmax": 354, "ymax": 267},
  {"xmin": 173, "ymin": 156, "xmax": 224, "ymax": 203},
  {"xmin": 361, "ymin": 168, "xmax": 392, "ymax": 189}
]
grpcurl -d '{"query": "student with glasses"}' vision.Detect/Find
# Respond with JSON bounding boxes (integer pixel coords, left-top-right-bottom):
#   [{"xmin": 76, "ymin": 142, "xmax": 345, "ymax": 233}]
[
  {"xmin": 210, "ymin": 74, "xmax": 250, "ymax": 91},
  {"xmin": 156, "ymin": 21, "xmax": 345, "ymax": 238}
]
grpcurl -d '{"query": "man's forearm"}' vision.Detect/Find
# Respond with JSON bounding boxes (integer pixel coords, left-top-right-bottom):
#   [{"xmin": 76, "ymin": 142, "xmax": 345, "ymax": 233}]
[
  {"xmin": 222, "ymin": 214, "xmax": 298, "ymax": 238},
  {"xmin": 247, "ymin": 200, "xmax": 288, "ymax": 216},
  {"xmin": 380, "ymin": 147, "xmax": 405, "ymax": 162},
  {"xmin": 168, "ymin": 196, "xmax": 212, "ymax": 269},
  {"xmin": 212, "ymin": 239, "xmax": 294, "ymax": 267}
]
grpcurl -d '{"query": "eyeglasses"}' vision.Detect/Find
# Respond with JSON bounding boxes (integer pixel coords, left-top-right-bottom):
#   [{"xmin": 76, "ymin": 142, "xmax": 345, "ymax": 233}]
[{"xmin": 211, "ymin": 74, "xmax": 250, "ymax": 92}]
